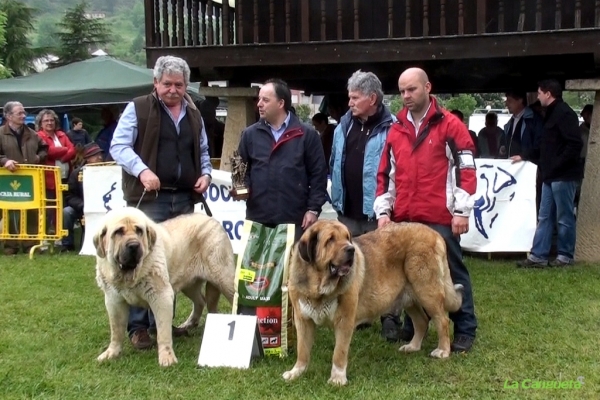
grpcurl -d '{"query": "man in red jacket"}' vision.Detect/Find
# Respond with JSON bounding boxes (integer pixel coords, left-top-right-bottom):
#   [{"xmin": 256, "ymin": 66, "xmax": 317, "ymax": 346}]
[{"xmin": 374, "ymin": 68, "xmax": 478, "ymax": 352}]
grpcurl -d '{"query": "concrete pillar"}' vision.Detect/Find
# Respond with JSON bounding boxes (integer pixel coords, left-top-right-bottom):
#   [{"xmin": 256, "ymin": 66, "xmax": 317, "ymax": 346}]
[
  {"xmin": 198, "ymin": 87, "xmax": 259, "ymax": 172},
  {"xmin": 565, "ymin": 79, "xmax": 600, "ymax": 262}
]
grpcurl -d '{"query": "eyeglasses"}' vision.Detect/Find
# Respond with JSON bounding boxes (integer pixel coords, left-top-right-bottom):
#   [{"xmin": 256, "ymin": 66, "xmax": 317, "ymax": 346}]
[
  {"xmin": 11, "ymin": 111, "xmax": 27, "ymax": 117},
  {"xmin": 42, "ymin": 119, "xmax": 55, "ymax": 123}
]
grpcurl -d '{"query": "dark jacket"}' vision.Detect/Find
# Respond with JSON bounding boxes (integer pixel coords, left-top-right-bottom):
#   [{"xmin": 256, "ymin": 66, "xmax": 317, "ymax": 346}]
[
  {"xmin": 67, "ymin": 129, "xmax": 92, "ymax": 147},
  {"xmin": 237, "ymin": 112, "xmax": 328, "ymax": 226},
  {"xmin": 65, "ymin": 166, "xmax": 84, "ymax": 215},
  {"xmin": 534, "ymin": 99, "xmax": 583, "ymax": 182},
  {"xmin": 501, "ymin": 107, "xmax": 543, "ymax": 163}
]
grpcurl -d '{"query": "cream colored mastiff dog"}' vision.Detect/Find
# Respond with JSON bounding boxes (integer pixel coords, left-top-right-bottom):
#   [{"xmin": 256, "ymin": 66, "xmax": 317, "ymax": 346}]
[{"xmin": 93, "ymin": 207, "xmax": 235, "ymax": 367}]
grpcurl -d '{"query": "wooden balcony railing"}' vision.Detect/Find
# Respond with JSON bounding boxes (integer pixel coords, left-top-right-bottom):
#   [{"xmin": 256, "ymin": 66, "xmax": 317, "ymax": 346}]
[{"xmin": 144, "ymin": 0, "xmax": 600, "ymax": 49}]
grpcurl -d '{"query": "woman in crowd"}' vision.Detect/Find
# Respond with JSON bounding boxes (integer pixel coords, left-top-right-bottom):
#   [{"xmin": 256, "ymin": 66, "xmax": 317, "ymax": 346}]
[{"xmin": 36, "ymin": 109, "xmax": 76, "ymax": 234}]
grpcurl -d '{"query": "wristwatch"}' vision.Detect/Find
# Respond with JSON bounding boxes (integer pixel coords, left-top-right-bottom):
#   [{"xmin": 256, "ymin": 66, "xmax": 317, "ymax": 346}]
[
  {"xmin": 202, "ymin": 173, "xmax": 212, "ymax": 182},
  {"xmin": 308, "ymin": 210, "xmax": 319, "ymax": 216}
]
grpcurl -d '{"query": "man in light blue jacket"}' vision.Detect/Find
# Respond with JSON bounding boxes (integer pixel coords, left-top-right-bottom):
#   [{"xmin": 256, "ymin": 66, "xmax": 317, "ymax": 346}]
[{"xmin": 329, "ymin": 70, "xmax": 397, "ymax": 340}]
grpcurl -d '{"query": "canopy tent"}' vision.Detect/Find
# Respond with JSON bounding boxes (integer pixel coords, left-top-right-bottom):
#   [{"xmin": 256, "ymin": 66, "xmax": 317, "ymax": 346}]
[{"xmin": 0, "ymin": 56, "xmax": 202, "ymax": 109}]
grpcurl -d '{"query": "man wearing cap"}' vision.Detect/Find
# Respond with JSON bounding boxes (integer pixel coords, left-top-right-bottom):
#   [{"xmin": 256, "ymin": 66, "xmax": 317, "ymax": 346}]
[{"xmin": 60, "ymin": 142, "xmax": 104, "ymax": 252}]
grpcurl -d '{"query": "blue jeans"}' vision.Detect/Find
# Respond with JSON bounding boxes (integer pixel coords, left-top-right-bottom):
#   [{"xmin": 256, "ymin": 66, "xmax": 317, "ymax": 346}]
[
  {"xmin": 402, "ymin": 224, "xmax": 478, "ymax": 338},
  {"xmin": 62, "ymin": 206, "xmax": 79, "ymax": 248},
  {"xmin": 530, "ymin": 181, "xmax": 578, "ymax": 262},
  {"xmin": 126, "ymin": 191, "xmax": 194, "ymax": 337}
]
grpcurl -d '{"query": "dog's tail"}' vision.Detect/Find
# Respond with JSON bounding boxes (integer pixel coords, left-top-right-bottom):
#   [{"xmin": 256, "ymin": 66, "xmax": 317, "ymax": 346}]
[{"xmin": 435, "ymin": 237, "xmax": 463, "ymax": 313}]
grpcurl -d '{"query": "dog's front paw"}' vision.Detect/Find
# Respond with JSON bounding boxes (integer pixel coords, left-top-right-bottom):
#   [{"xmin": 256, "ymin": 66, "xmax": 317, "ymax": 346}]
[
  {"xmin": 158, "ymin": 348, "xmax": 178, "ymax": 367},
  {"xmin": 97, "ymin": 346, "xmax": 121, "ymax": 362},
  {"xmin": 282, "ymin": 365, "xmax": 306, "ymax": 381},
  {"xmin": 399, "ymin": 343, "xmax": 421, "ymax": 353},
  {"xmin": 430, "ymin": 348, "xmax": 450, "ymax": 358},
  {"xmin": 328, "ymin": 369, "xmax": 348, "ymax": 386}
]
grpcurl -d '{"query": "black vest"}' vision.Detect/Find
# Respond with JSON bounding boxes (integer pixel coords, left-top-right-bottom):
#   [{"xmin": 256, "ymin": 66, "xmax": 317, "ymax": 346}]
[{"xmin": 156, "ymin": 106, "xmax": 196, "ymax": 188}]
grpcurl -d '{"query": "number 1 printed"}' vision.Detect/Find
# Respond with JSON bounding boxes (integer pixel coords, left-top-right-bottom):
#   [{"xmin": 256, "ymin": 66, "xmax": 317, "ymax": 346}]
[{"xmin": 227, "ymin": 320, "xmax": 236, "ymax": 340}]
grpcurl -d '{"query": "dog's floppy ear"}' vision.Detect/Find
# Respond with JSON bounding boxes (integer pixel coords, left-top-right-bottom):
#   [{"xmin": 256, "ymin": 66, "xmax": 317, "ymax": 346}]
[
  {"xmin": 297, "ymin": 229, "xmax": 319, "ymax": 263},
  {"xmin": 93, "ymin": 226, "xmax": 108, "ymax": 258},
  {"xmin": 146, "ymin": 225, "xmax": 157, "ymax": 251}
]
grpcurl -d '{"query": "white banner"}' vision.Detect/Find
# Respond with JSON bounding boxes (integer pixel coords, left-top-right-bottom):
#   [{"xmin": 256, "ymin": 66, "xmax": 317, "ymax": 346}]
[
  {"xmin": 81, "ymin": 159, "xmax": 537, "ymax": 256},
  {"xmin": 81, "ymin": 166, "xmax": 336, "ymax": 256},
  {"xmin": 461, "ymin": 159, "xmax": 537, "ymax": 252}
]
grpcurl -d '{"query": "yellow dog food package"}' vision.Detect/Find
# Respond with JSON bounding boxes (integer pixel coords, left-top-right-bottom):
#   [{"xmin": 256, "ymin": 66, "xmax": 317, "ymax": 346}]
[{"xmin": 232, "ymin": 220, "xmax": 295, "ymax": 357}]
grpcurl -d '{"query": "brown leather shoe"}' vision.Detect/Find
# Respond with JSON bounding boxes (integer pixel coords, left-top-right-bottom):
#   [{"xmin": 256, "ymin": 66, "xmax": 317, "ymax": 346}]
[
  {"xmin": 130, "ymin": 329, "xmax": 154, "ymax": 350},
  {"xmin": 148, "ymin": 326, "xmax": 190, "ymax": 338}
]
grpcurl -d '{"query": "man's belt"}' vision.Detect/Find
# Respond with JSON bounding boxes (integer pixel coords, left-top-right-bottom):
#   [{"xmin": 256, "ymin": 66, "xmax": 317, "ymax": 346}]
[{"xmin": 158, "ymin": 186, "xmax": 213, "ymax": 217}]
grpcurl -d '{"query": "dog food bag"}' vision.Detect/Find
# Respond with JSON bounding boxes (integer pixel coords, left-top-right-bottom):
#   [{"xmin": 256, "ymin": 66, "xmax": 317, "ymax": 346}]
[{"xmin": 232, "ymin": 220, "xmax": 295, "ymax": 357}]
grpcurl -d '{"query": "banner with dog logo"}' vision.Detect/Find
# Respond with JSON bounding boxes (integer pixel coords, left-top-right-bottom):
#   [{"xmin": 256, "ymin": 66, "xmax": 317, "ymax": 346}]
[
  {"xmin": 461, "ymin": 159, "xmax": 538, "ymax": 252},
  {"xmin": 232, "ymin": 220, "xmax": 295, "ymax": 357},
  {"xmin": 81, "ymin": 160, "xmax": 537, "ymax": 255}
]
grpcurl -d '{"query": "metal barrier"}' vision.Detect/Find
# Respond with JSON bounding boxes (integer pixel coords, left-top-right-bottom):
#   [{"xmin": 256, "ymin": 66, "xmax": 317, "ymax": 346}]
[{"xmin": 0, "ymin": 165, "xmax": 68, "ymax": 259}]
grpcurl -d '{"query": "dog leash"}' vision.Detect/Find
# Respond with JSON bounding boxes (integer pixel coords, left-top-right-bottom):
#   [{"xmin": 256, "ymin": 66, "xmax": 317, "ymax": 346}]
[
  {"xmin": 135, "ymin": 188, "xmax": 157, "ymax": 209},
  {"xmin": 135, "ymin": 187, "xmax": 213, "ymax": 217},
  {"xmin": 198, "ymin": 194, "xmax": 213, "ymax": 217}
]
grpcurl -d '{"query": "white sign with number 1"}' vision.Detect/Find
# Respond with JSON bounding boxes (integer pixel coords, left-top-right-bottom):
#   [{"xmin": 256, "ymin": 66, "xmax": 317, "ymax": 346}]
[{"xmin": 198, "ymin": 314, "xmax": 264, "ymax": 369}]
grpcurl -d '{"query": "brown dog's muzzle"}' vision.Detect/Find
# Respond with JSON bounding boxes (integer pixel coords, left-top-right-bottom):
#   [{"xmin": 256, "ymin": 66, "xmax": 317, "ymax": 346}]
[{"xmin": 329, "ymin": 245, "xmax": 354, "ymax": 277}]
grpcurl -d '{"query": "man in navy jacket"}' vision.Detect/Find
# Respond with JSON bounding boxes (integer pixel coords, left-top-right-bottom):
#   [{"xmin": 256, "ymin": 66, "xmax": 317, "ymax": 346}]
[{"xmin": 234, "ymin": 79, "xmax": 328, "ymax": 241}]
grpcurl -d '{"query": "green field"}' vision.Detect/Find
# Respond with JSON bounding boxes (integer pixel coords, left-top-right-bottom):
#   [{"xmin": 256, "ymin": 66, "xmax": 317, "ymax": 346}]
[{"xmin": 1, "ymin": 254, "xmax": 598, "ymax": 399}]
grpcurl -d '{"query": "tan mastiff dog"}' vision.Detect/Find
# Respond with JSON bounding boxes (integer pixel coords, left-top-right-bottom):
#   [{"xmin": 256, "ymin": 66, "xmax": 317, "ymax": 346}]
[
  {"xmin": 283, "ymin": 220, "xmax": 463, "ymax": 385},
  {"xmin": 93, "ymin": 207, "xmax": 235, "ymax": 366}
]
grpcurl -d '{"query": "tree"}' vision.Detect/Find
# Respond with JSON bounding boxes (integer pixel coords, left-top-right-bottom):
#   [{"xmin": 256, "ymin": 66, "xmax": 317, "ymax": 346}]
[
  {"xmin": 473, "ymin": 93, "xmax": 506, "ymax": 109},
  {"xmin": 54, "ymin": 1, "xmax": 111, "ymax": 66},
  {"xmin": 440, "ymin": 94, "xmax": 478, "ymax": 120},
  {"xmin": 563, "ymin": 91, "xmax": 594, "ymax": 111},
  {"xmin": 295, "ymin": 104, "xmax": 312, "ymax": 122},
  {"xmin": 0, "ymin": 0, "xmax": 39, "ymax": 76},
  {"xmin": 0, "ymin": 10, "xmax": 11, "ymax": 78},
  {"xmin": 387, "ymin": 95, "xmax": 402, "ymax": 114},
  {"xmin": 33, "ymin": 16, "xmax": 60, "ymax": 49},
  {"xmin": 129, "ymin": 33, "xmax": 144, "ymax": 54}
]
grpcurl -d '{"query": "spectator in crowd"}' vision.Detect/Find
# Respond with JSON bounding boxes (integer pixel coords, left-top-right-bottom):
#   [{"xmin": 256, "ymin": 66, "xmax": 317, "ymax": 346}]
[
  {"xmin": 499, "ymin": 91, "xmax": 543, "ymax": 164},
  {"xmin": 96, "ymin": 106, "xmax": 119, "ymax": 158},
  {"xmin": 477, "ymin": 112, "xmax": 503, "ymax": 158},
  {"xmin": 517, "ymin": 79, "xmax": 583, "ymax": 268},
  {"xmin": 374, "ymin": 67, "xmax": 478, "ymax": 353},
  {"xmin": 0, "ymin": 101, "xmax": 48, "ymax": 255},
  {"xmin": 37, "ymin": 109, "xmax": 76, "ymax": 234},
  {"xmin": 110, "ymin": 55, "xmax": 212, "ymax": 350},
  {"xmin": 450, "ymin": 109, "xmax": 479, "ymax": 157},
  {"xmin": 199, "ymin": 97, "xmax": 225, "ymax": 159},
  {"xmin": 61, "ymin": 142, "xmax": 104, "ymax": 252},
  {"xmin": 500, "ymin": 90, "xmax": 544, "ymax": 214},
  {"xmin": 67, "ymin": 117, "xmax": 92, "ymax": 147},
  {"xmin": 311, "ymin": 112, "xmax": 335, "ymax": 169}
]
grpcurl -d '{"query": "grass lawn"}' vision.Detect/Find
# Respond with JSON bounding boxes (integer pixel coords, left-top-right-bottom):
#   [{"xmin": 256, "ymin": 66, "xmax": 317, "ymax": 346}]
[{"xmin": 0, "ymin": 253, "xmax": 598, "ymax": 399}]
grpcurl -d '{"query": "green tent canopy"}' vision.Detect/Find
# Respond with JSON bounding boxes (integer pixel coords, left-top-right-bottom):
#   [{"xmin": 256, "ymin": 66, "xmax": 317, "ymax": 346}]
[{"xmin": 0, "ymin": 56, "xmax": 202, "ymax": 109}]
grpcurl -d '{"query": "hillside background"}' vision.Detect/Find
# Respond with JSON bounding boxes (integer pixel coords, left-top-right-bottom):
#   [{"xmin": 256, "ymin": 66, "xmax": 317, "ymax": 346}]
[{"xmin": 24, "ymin": 0, "xmax": 146, "ymax": 66}]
